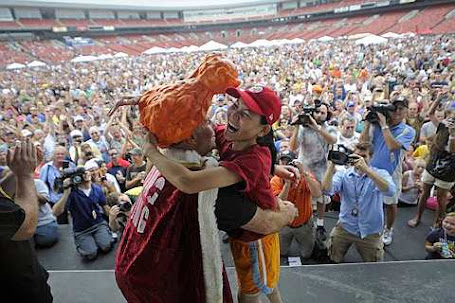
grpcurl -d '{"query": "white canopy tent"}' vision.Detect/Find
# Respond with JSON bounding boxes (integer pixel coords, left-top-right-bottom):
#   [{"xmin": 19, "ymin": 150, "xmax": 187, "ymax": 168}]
[
  {"xmin": 381, "ymin": 32, "xmax": 402, "ymax": 38},
  {"xmin": 289, "ymin": 38, "xmax": 305, "ymax": 44},
  {"xmin": 97, "ymin": 53, "xmax": 114, "ymax": 60},
  {"xmin": 230, "ymin": 41, "xmax": 249, "ymax": 49},
  {"xmin": 198, "ymin": 40, "xmax": 228, "ymax": 51},
  {"xmin": 70, "ymin": 55, "xmax": 99, "ymax": 63},
  {"xmin": 248, "ymin": 39, "xmax": 274, "ymax": 48},
  {"xmin": 114, "ymin": 52, "xmax": 129, "ymax": 58},
  {"xmin": 185, "ymin": 45, "xmax": 199, "ymax": 52},
  {"xmin": 317, "ymin": 36, "xmax": 334, "ymax": 42},
  {"xmin": 143, "ymin": 46, "xmax": 167, "ymax": 54},
  {"xmin": 348, "ymin": 33, "xmax": 372, "ymax": 40},
  {"xmin": 355, "ymin": 34, "xmax": 388, "ymax": 45},
  {"xmin": 164, "ymin": 47, "xmax": 182, "ymax": 53},
  {"xmin": 27, "ymin": 60, "xmax": 47, "ymax": 68},
  {"xmin": 6, "ymin": 63, "xmax": 26, "ymax": 69}
]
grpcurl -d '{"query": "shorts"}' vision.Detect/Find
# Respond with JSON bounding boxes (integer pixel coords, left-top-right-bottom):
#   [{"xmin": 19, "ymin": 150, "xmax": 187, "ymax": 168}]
[
  {"xmin": 328, "ymin": 224, "xmax": 383, "ymax": 263},
  {"xmin": 312, "ymin": 195, "xmax": 331, "ymax": 206},
  {"xmin": 422, "ymin": 169, "xmax": 455, "ymax": 190},
  {"xmin": 230, "ymin": 233, "xmax": 280, "ymax": 295},
  {"xmin": 383, "ymin": 173, "xmax": 401, "ymax": 206}
]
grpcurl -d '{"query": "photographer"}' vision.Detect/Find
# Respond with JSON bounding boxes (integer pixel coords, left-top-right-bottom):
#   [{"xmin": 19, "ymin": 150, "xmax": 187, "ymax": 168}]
[
  {"xmin": 0, "ymin": 141, "xmax": 53, "ymax": 302},
  {"xmin": 322, "ymin": 142, "xmax": 396, "ymax": 263},
  {"xmin": 271, "ymin": 154, "xmax": 322, "ymax": 260},
  {"xmin": 106, "ymin": 192, "xmax": 132, "ymax": 234},
  {"xmin": 52, "ymin": 164, "xmax": 112, "ymax": 261},
  {"xmin": 125, "ymin": 148, "xmax": 146, "ymax": 190},
  {"xmin": 290, "ymin": 100, "xmax": 337, "ymax": 238},
  {"xmin": 360, "ymin": 98, "xmax": 415, "ymax": 246}
]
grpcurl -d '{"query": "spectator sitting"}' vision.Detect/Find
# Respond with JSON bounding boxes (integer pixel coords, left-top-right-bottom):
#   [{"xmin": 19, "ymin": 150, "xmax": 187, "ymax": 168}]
[
  {"xmin": 34, "ymin": 178, "xmax": 59, "ymax": 248},
  {"xmin": 425, "ymin": 212, "xmax": 455, "ymax": 259},
  {"xmin": 85, "ymin": 159, "xmax": 118, "ymax": 195},
  {"xmin": 398, "ymin": 159, "xmax": 425, "ymax": 207},
  {"xmin": 87, "ymin": 126, "xmax": 110, "ymax": 163},
  {"xmin": 107, "ymin": 148, "xmax": 129, "ymax": 192},
  {"xmin": 125, "ymin": 148, "xmax": 146, "ymax": 190},
  {"xmin": 97, "ymin": 160, "xmax": 121, "ymax": 193},
  {"xmin": 336, "ymin": 116, "xmax": 360, "ymax": 151}
]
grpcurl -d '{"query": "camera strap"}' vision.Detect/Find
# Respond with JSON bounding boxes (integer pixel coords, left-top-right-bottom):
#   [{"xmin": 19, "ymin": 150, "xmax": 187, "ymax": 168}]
[
  {"xmin": 352, "ymin": 174, "xmax": 367, "ymax": 216},
  {"xmin": 0, "ymin": 185, "xmax": 12, "ymax": 200}
]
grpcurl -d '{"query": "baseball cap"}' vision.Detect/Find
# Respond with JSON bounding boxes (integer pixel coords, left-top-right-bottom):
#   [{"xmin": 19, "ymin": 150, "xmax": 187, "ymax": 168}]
[
  {"xmin": 225, "ymin": 85, "xmax": 281, "ymax": 125},
  {"xmin": 278, "ymin": 151, "xmax": 296, "ymax": 161},
  {"xmin": 392, "ymin": 97, "xmax": 409, "ymax": 108},
  {"xmin": 129, "ymin": 148, "xmax": 142, "ymax": 156},
  {"xmin": 21, "ymin": 129, "xmax": 33, "ymax": 137},
  {"xmin": 84, "ymin": 159, "xmax": 99, "ymax": 171},
  {"xmin": 70, "ymin": 129, "xmax": 83, "ymax": 138},
  {"xmin": 346, "ymin": 100, "xmax": 356, "ymax": 107},
  {"xmin": 74, "ymin": 115, "xmax": 84, "ymax": 122}
]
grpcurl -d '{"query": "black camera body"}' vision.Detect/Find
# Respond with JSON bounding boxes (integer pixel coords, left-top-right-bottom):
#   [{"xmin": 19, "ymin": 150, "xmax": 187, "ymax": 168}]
[
  {"xmin": 54, "ymin": 167, "xmax": 86, "ymax": 193},
  {"xmin": 328, "ymin": 144, "xmax": 356, "ymax": 166},
  {"xmin": 365, "ymin": 103, "xmax": 396, "ymax": 124},
  {"xmin": 118, "ymin": 201, "xmax": 133, "ymax": 212},
  {"xmin": 291, "ymin": 106, "xmax": 316, "ymax": 126}
]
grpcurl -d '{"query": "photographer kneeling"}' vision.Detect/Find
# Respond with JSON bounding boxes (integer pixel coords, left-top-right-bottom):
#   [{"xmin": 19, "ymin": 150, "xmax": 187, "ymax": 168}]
[
  {"xmin": 322, "ymin": 142, "xmax": 396, "ymax": 263},
  {"xmin": 52, "ymin": 163, "xmax": 113, "ymax": 261},
  {"xmin": 107, "ymin": 193, "xmax": 132, "ymax": 234}
]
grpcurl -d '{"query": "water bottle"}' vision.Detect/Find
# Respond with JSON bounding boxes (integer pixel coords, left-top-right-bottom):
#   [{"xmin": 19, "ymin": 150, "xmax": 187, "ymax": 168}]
[{"xmin": 441, "ymin": 242, "xmax": 450, "ymax": 258}]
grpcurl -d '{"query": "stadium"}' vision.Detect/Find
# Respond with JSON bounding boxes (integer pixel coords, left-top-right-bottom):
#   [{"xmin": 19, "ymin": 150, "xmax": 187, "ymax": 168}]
[{"xmin": 0, "ymin": 0, "xmax": 454, "ymax": 302}]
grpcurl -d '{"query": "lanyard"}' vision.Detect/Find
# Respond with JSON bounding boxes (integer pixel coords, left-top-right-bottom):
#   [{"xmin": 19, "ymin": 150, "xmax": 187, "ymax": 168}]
[{"xmin": 352, "ymin": 173, "xmax": 366, "ymax": 216}]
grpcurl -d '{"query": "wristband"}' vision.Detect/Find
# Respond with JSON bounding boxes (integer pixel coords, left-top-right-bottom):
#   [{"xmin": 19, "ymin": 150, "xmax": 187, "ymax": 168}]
[
  {"xmin": 449, "ymin": 136, "xmax": 455, "ymax": 141},
  {"xmin": 381, "ymin": 125, "xmax": 389, "ymax": 130}
]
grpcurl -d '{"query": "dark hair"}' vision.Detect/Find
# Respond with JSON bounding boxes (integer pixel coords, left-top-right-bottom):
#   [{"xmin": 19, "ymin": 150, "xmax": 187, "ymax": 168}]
[
  {"xmin": 257, "ymin": 116, "xmax": 277, "ymax": 175},
  {"xmin": 354, "ymin": 142, "xmax": 374, "ymax": 156}
]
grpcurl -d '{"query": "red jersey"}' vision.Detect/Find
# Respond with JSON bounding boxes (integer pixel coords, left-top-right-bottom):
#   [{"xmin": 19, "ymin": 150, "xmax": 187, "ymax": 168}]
[
  {"xmin": 216, "ymin": 125, "xmax": 277, "ymax": 210},
  {"xmin": 115, "ymin": 166, "xmax": 232, "ymax": 303}
]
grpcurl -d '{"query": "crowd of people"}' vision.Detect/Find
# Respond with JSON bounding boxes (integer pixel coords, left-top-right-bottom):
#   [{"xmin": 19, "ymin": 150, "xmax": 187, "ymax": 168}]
[{"xmin": 1, "ymin": 33, "xmax": 455, "ymax": 301}]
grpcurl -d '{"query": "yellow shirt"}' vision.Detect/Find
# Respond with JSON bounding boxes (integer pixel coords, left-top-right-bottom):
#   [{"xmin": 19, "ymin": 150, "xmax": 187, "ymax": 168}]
[{"xmin": 413, "ymin": 145, "xmax": 430, "ymax": 161}]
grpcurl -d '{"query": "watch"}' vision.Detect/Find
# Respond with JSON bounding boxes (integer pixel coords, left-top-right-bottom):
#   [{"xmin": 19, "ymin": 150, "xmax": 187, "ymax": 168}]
[{"xmin": 381, "ymin": 125, "xmax": 389, "ymax": 130}]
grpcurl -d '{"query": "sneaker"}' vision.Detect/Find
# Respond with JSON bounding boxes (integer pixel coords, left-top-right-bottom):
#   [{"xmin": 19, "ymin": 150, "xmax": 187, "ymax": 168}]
[
  {"xmin": 382, "ymin": 228, "xmax": 393, "ymax": 246},
  {"xmin": 316, "ymin": 226, "xmax": 327, "ymax": 242}
]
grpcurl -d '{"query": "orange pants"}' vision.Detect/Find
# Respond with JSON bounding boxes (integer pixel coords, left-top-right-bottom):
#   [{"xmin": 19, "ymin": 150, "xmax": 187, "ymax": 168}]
[{"xmin": 230, "ymin": 233, "xmax": 280, "ymax": 295}]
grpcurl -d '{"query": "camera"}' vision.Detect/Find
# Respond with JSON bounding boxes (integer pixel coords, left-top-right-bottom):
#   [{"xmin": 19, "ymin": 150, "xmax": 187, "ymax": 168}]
[
  {"xmin": 328, "ymin": 144, "xmax": 356, "ymax": 165},
  {"xmin": 118, "ymin": 201, "xmax": 133, "ymax": 212},
  {"xmin": 54, "ymin": 166, "xmax": 86, "ymax": 193},
  {"xmin": 291, "ymin": 105, "xmax": 316, "ymax": 126},
  {"xmin": 364, "ymin": 103, "xmax": 396, "ymax": 124}
]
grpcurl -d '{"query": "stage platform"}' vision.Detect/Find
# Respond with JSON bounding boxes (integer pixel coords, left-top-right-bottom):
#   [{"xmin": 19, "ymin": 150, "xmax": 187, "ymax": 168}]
[
  {"xmin": 36, "ymin": 206, "xmax": 455, "ymax": 302},
  {"xmin": 49, "ymin": 260, "xmax": 455, "ymax": 303}
]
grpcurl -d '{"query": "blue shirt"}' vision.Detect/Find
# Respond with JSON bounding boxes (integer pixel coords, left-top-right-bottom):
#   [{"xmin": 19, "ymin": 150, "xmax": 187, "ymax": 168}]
[
  {"xmin": 370, "ymin": 122, "xmax": 415, "ymax": 176},
  {"xmin": 39, "ymin": 161, "xmax": 75, "ymax": 204},
  {"xmin": 325, "ymin": 166, "xmax": 396, "ymax": 238},
  {"xmin": 66, "ymin": 184, "xmax": 107, "ymax": 233}
]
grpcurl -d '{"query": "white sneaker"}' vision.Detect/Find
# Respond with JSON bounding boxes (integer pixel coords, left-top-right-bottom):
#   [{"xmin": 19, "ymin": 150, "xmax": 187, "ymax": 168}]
[{"xmin": 382, "ymin": 228, "xmax": 393, "ymax": 246}]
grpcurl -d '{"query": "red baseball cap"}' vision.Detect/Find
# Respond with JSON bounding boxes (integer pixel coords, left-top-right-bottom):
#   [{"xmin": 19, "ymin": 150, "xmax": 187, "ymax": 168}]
[{"xmin": 225, "ymin": 85, "xmax": 281, "ymax": 125}]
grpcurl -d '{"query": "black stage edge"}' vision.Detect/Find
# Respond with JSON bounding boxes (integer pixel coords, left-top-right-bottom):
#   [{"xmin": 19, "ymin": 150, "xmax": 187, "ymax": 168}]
[{"xmin": 48, "ymin": 260, "xmax": 455, "ymax": 303}]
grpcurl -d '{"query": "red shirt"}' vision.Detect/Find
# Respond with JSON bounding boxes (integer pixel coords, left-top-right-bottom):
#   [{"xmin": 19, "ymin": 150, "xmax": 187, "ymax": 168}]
[
  {"xmin": 107, "ymin": 158, "xmax": 130, "ymax": 169},
  {"xmin": 115, "ymin": 166, "xmax": 232, "ymax": 303},
  {"xmin": 216, "ymin": 125, "xmax": 277, "ymax": 211}
]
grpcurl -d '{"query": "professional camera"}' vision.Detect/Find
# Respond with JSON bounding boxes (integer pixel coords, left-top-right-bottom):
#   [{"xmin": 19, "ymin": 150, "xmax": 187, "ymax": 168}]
[
  {"xmin": 54, "ymin": 167, "xmax": 86, "ymax": 193},
  {"xmin": 328, "ymin": 144, "xmax": 356, "ymax": 165},
  {"xmin": 364, "ymin": 103, "xmax": 396, "ymax": 124},
  {"xmin": 118, "ymin": 201, "xmax": 133, "ymax": 212},
  {"xmin": 291, "ymin": 105, "xmax": 316, "ymax": 126}
]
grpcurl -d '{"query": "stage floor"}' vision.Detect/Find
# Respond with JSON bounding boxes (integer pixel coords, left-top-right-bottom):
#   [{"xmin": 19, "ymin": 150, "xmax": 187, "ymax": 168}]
[
  {"xmin": 48, "ymin": 260, "xmax": 455, "ymax": 303},
  {"xmin": 36, "ymin": 206, "xmax": 455, "ymax": 302}
]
